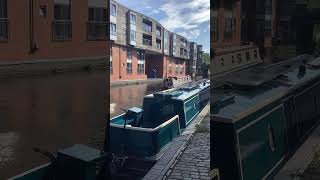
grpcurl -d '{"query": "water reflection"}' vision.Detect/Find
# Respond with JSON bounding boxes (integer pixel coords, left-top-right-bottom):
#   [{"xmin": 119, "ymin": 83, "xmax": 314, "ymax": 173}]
[
  {"xmin": 0, "ymin": 71, "xmax": 106, "ymax": 179},
  {"xmin": 110, "ymin": 83, "xmax": 162, "ymax": 117}
]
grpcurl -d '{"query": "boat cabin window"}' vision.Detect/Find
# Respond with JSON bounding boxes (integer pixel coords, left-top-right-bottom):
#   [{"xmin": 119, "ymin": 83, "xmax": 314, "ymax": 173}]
[
  {"xmin": 254, "ymin": 50, "xmax": 258, "ymax": 59},
  {"xmin": 246, "ymin": 52, "xmax": 251, "ymax": 61},
  {"xmin": 220, "ymin": 58, "xmax": 224, "ymax": 66},
  {"xmin": 237, "ymin": 53, "xmax": 242, "ymax": 64}
]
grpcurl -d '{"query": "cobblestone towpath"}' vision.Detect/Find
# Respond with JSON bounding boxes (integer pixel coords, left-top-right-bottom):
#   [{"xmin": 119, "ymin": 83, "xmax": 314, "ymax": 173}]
[{"xmin": 165, "ymin": 114, "xmax": 210, "ymax": 180}]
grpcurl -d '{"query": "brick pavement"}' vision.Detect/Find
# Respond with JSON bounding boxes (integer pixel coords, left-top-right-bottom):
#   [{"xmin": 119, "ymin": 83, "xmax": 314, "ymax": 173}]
[{"xmin": 165, "ymin": 115, "xmax": 210, "ymax": 180}]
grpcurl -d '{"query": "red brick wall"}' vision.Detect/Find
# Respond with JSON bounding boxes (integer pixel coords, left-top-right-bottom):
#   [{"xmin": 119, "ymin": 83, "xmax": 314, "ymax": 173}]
[
  {"xmin": 0, "ymin": 0, "xmax": 108, "ymax": 63},
  {"xmin": 211, "ymin": 0, "xmax": 242, "ymax": 49},
  {"xmin": 161, "ymin": 56, "xmax": 186, "ymax": 78},
  {"xmin": 110, "ymin": 45, "xmax": 147, "ymax": 81}
]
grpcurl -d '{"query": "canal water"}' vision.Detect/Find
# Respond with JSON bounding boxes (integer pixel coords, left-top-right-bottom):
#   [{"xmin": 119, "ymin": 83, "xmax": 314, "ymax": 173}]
[
  {"xmin": 110, "ymin": 83, "xmax": 162, "ymax": 117},
  {"xmin": 0, "ymin": 71, "xmax": 107, "ymax": 179}
]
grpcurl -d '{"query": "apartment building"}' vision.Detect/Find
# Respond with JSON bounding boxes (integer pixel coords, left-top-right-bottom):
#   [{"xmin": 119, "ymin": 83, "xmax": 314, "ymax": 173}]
[
  {"xmin": 187, "ymin": 42, "xmax": 197, "ymax": 77},
  {"xmin": 196, "ymin": 45, "xmax": 203, "ymax": 75},
  {"xmin": 0, "ymin": 0, "xmax": 109, "ymax": 73},
  {"xmin": 109, "ymin": 0, "xmax": 201, "ymax": 81},
  {"xmin": 211, "ymin": 0, "xmax": 241, "ymax": 49}
]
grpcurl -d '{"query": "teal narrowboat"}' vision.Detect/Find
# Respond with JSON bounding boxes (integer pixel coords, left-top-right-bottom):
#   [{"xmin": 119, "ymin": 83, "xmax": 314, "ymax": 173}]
[
  {"xmin": 211, "ymin": 55, "xmax": 320, "ymax": 180},
  {"xmin": 110, "ymin": 79, "xmax": 210, "ymax": 158}
]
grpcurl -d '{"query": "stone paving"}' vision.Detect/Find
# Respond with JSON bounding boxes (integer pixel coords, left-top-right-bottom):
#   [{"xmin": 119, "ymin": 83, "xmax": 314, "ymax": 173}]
[{"xmin": 165, "ymin": 115, "xmax": 210, "ymax": 180}]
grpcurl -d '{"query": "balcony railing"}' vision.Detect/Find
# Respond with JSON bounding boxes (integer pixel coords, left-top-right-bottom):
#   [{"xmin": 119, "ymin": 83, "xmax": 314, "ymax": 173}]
[
  {"xmin": 143, "ymin": 38, "xmax": 152, "ymax": 46},
  {"xmin": 143, "ymin": 23, "xmax": 152, "ymax": 32},
  {"xmin": 53, "ymin": 20, "xmax": 72, "ymax": 41},
  {"xmin": 87, "ymin": 21, "xmax": 108, "ymax": 40},
  {"xmin": 0, "ymin": 18, "xmax": 9, "ymax": 42}
]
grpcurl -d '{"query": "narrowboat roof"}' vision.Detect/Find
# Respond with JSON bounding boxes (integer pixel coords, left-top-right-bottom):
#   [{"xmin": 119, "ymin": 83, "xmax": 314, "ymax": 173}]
[
  {"xmin": 212, "ymin": 55, "xmax": 320, "ymax": 123},
  {"xmin": 147, "ymin": 80, "xmax": 210, "ymax": 101}
]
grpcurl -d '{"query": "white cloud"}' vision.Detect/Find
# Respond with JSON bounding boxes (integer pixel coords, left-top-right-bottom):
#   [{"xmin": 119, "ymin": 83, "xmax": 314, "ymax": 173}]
[
  {"xmin": 150, "ymin": 9, "xmax": 161, "ymax": 15},
  {"xmin": 178, "ymin": 29, "xmax": 201, "ymax": 40},
  {"xmin": 159, "ymin": 0, "xmax": 210, "ymax": 32}
]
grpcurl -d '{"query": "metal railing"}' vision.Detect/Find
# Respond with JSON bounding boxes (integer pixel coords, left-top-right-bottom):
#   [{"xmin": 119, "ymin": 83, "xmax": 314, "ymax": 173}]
[
  {"xmin": 87, "ymin": 21, "xmax": 108, "ymax": 40},
  {"xmin": 0, "ymin": 18, "xmax": 9, "ymax": 41},
  {"xmin": 143, "ymin": 38, "xmax": 152, "ymax": 46},
  {"xmin": 53, "ymin": 20, "xmax": 72, "ymax": 41}
]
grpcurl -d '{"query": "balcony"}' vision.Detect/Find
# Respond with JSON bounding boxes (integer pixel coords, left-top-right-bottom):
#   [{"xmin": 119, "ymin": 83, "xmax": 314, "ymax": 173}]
[
  {"xmin": 0, "ymin": 18, "xmax": 9, "ymax": 42},
  {"xmin": 143, "ymin": 38, "xmax": 152, "ymax": 46},
  {"xmin": 87, "ymin": 21, "xmax": 108, "ymax": 40},
  {"xmin": 53, "ymin": 20, "xmax": 72, "ymax": 41}
]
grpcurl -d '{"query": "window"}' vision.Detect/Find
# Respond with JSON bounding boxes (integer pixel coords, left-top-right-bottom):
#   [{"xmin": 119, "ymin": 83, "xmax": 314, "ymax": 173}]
[
  {"xmin": 126, "ymin": 48, "xmax": 132, "ymax": 74},
  {"xmin": 254, "ymin": 50, "xmax": 258, "ymax": 59},
  {"xmin": 137, "ymin": 51, "xmax": 145, "ymax": 74},
  {"xmin": 88, "ymin": 8, "xmax": 107, "ymax": 40},
  {"xmin": 143, "ymin": 34, "xmax": 152, "ymax": 46},
  {"xmin": 130, "ymin": 13, "xmax": 136, "ymax": 25},
  {"xmin": 212, "ymin": 16, "xmax": 218, "ymax": 41},
  {"xmin": 0, "ymin": 0, "xmax": 8, "ymax": 41},
  {"xmin": 237, "ymin": 53, "xmax": 242, "ymax": 64},
  {"xmin": 180, "ymin": 63, "xmax": 184, "ymax": 74},
  {"xmin": 130, "ymin": 30, "xmax": 136, "ymax": 41},
  {"xmin": 221, "ymin": 58, "xmax": 224, "ymax": 66},
  {"xmin": 53, "ymin": 2, "xmax": 71, "ymax": 41},
  {"xmin": 110, "ymin": 47, "xmax": 113, "ymax": 74},
  {"xmin": 175, "ymin": 60, "xmax": 179, "ymax": 75},
  {"xmin": 111, "ymin": 4, "xmax": 116, "ymax": 16},
  {"xmin": 156, "ymin": 39, "xmax": 161, "ymax": 49},
  {"xmin": 224, "ymin": 18, "xmax": 233, "ymax": 41},
  {"xmin": 142, "ymin": 19, "xmax": 152, "ymax": 32},
  {"xmin": 110, "ymin": 23, "xmax": 116, "ymax": 36},
  {"xmin": 246, "ymin": 52, "xmax": 251, "ymax": 61},
  {"xmin": 156, "ymin": 26, "xmax": 161, "ymax": 37}
]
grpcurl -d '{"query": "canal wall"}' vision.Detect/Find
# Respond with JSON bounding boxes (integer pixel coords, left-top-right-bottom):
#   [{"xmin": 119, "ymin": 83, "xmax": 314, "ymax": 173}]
[
  {"xmin": 0, "ymin": 57, "xmax": 107, "ymax": 78},
  {"xmin": 110, "ymin": 78, "xmax": 163, "ymax": 87}
]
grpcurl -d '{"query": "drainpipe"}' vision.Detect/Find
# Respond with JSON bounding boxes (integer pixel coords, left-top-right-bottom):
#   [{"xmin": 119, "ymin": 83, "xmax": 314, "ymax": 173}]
[
  {"xmin": 29, "ymin": 0, "xmax": 38, "ymax": 53},
  {"xmin": 119, "ymin": 46, "xmax": 121, "ymax": 79}
]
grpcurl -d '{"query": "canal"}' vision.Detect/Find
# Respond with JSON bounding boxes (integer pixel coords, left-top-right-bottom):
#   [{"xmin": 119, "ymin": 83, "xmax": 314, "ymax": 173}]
[
  {"xmin": 0, "ymin": 71, "xmax": 106, "ymax": 179},
  {"xmin": 110, "ymin": 83, "xmax": 162, "ymax": 117}
]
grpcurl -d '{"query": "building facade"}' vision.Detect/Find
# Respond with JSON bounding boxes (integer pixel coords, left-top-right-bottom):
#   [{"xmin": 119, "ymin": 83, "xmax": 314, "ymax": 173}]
[
  {"xmin": 0, "ymin": 0, "xmax": 109, "ymax": 73},
  {"xmin": 109, "ymin": 0, "xmax": 202, "ymax": 81},
  {"xmin": 211, "ymin": 0, "xmax": 278, "ymax": 67}
]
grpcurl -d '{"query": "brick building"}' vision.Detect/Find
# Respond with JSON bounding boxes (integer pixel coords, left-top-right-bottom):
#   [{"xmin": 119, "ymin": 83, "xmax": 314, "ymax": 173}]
[
  {"xmin": 211, "ymin": 0, "xmax": 277, "ymax": 61},
  {"xmin": 0, "ymin": 0, "xmax": 109, "ymax": 73},
  {"xmin": 109, "ymin": 0, "xmax": 202, "ymax": 81}
]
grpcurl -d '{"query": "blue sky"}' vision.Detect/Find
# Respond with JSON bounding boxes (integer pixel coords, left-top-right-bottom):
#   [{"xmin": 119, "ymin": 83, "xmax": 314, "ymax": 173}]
[{"xmin": 115, "ymin": 0, "xmax": 210, "ymax": 53}]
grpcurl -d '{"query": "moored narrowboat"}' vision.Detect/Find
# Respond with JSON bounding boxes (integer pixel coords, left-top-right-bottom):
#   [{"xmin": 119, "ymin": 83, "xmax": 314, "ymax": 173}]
[
  {"xmin": 162, "ymin": 75, "xmax": 192, "ymax": 90},
  {"xmin": 110, "ymin": 79, "xmax": 210, "ymax": 158},
  {"xmin": 211, "ymin": 55, "xmax": 320, "ymax": 180}
]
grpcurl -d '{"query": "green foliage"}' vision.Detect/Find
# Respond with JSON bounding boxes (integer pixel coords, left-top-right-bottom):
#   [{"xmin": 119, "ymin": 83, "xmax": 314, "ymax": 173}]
[{"xmin": 203, "ymin": 53, "xmax": 210, "ymax": 65}]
